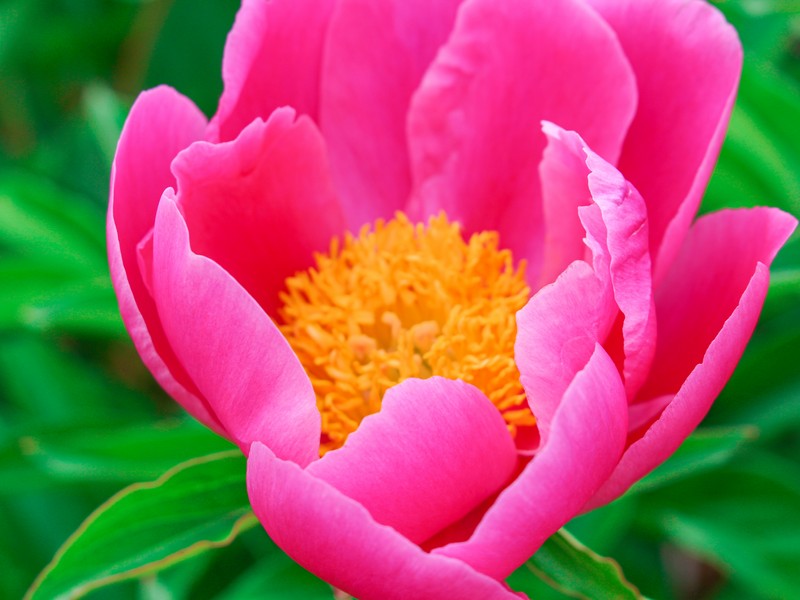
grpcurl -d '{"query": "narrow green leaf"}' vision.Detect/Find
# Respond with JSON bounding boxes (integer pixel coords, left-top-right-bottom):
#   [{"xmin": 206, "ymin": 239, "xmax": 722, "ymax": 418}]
[
  {"xmin": 628, "ymin": 426, "xmax": 757, "ymax": 495},
  {"xmin": 82, "ymin": 83, "xmax": 128, "ymax": 167},
  {"xmin": 26, "ymin": 451, "xmax": 256, "ymax": 600},
  {"xmin": 524, "ymin": 530, "xmax": 642, "ymax": 600}
]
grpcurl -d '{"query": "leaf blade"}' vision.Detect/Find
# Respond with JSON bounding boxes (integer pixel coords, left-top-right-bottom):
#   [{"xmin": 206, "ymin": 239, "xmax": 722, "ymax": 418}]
[{"xmin": 26, "ymin": 451, "xmax": 255, "ymax": 600}]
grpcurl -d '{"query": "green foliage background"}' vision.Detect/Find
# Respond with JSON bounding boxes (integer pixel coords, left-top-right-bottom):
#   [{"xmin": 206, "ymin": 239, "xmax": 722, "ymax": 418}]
[{"xmin": 0, "ymin": 1, "xmax": 798, "ymax": 598}]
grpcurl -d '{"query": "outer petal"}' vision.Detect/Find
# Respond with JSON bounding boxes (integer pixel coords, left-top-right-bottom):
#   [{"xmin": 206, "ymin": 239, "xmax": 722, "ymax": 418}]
[
  {"xmin": 172, "ymin": 108, "xmax": 346, "ymax": 318},
  {"xmin": 643, "ymin": 208, "xmax": 796, "ymax": 399},
  {"xmin": 586, "ymin": 0, "xmax": 743, "ymax": 283},
  {"xmin": 587, "ymin": 208, "xmax": 797, "ymax": 508},
  {"xmin": 107, "ymin": 86, "xmax": 222, "ymax": 433},
  {"xmin": 150, "ymin": 197, "xmax": 320, "ymax": 466},
  {"xmin": 248, "ymin": 443, "xmax": 525, "ymax": 600},
  {"xmin": 407, "ymin": 0, "xmax": 637, "ymax": 279},
  {"xmin": 307, "ymin": 378, "xmax": 517, "ymax": 544},
  {"xmin": 320, "ymin": 0, "xmax": 463, "ymax": 229},
  {"xmin": 434, "ymin": 345, "xmax": 628, "ymax": 580},
  {"xmin": 208, "ymin": 0, "xmax": 336, "ymax": 142}
]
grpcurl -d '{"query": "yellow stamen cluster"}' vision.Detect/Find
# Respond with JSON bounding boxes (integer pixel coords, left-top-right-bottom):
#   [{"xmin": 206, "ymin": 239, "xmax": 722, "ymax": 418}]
[{"xmin": 278, "ymin": 213, "xmax": 535, "ymax": 454}]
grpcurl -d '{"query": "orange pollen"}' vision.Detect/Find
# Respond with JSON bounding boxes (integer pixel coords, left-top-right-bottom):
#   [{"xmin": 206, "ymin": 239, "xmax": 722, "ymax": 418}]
[{"xmin": 278, "ymin": 212, "xmax": 536, "ymax": 454}]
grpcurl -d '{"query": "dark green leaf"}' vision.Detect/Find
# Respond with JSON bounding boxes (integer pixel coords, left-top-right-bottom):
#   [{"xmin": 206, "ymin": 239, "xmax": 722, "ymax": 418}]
[{"xmin": 637, "ymin": 455, "xmax": 800, "ymax": 599}]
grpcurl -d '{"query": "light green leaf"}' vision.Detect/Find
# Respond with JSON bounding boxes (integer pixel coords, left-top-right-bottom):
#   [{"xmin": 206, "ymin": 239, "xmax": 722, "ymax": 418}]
[
  {"xmin": 26, "ymin": 451, "xmax": 256, "ymax": 600},
  {"xmin": 521, "ymin": 530, "xmax": 643, "ymax": 600}
]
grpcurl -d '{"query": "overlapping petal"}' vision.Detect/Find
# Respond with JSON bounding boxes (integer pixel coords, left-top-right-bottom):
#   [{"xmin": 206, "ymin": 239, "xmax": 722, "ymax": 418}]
[
  {"xmin": 209, "ymin": 0, "xmax": 336, "ymax": 142},
  {"xmin": 434, "ymin": 344, "xmax": 628, "ymax": 580},
  {"xmin": 308, "ymin": 377, "xmax": 517, "ymax": 544},
  {"xmin": 150, "ymin": 198, "xmax": 320, "ymax": 466},
  {"xmin": 247, "ymin": 442, "xmax": 525, "ymax": 600},
  {"xmin": 108, "ymin": 85, "xmax": 222, "ymax": 433},
  {"xmin": 587, "ymin": 208, "xmax": 797, "ymax": 507},
  {"xmin": 406, "ymin": 0, "xmax": 637, "ymax": 278},
  {"xmin": 319, "ymin": 0, "xmax": 463, "ymax": 228},
  {"xmin": 586, "ymin": 0, "xmax": 743, "ymax": 282},
  {"xmin": 172, "ymin": 107, "xmax": 346, "ymax": 317}
]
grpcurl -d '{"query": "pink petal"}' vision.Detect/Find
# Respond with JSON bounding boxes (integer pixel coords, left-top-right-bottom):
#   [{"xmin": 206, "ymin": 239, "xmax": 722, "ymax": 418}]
[
  {"xmin": 582, "ymin": 145, "xmax": 656, "ymax": 399},
  {"xmin": 247, "ymin": 442, "xmax": 526, "ymax": 600},
  {"xmin": 307, "ymin": 377, "xmax": 517, "ymax": 545},
  {"xmin": 319, "ymin": 0, "xmax": 463, "ymax": 229},
  {"xmin": 108, "ymin": 86, "xmax": 223, "ymax": 433},
  {"xmin": 515, "ymin": 261, "xmax": 616, "ymax": 437},
  {"xmin": 586, "ymin": 0, "xmax": 743, "ymax": 283},
  {"xmin": 537, "ymin": 124, "xmax": 592, "ymax": 287},
  {"xmin": 643, "ymin": 208, "xmax": 796, "ymax": 400},
  {"xmin": 406, "ymin": 0, "xmax": 637, "ymax": 279},
  {"xmin": 172, "ymin": 108, "xmax": 346, "ymax": 318},
  {"xmin": 208, "ymin": 0, "xmax": 336, "ymax": 142},
  {"xmin": 587, "ymin": 208, "xmax": 797, "ymax": 508},
  {"xmin": 537, "ymin": 123, "xmax": 656, "ymax": 398},
  {"xmin": 150, "ymin": 197, "xmax": 320, "ymax": 466},
  {"xmin": 434, "ymin": 344, "xmax": 628, "ymax": 580}
]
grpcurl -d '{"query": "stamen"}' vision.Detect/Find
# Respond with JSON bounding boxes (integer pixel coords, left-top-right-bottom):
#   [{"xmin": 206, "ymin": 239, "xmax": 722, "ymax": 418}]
[{"xmin": 279, "ymin": 212, "xmax": 535, "ymax": 454}]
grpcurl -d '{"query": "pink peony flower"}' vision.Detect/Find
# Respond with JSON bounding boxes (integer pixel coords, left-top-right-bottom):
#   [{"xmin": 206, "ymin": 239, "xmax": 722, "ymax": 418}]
[{"xmin": 108, "ymin": 0, "xmax": 796, "ymax": 598}]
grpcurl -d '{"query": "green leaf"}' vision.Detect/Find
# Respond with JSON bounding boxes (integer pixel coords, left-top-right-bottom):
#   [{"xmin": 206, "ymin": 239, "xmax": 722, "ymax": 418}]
[
  {"xmin": 636, "ymin": 455, "xmax": 800, "ymax": 599},
  {"xmin": 215, "ymin": 537, "xmax": 333, "ymax": 600},
  {"xmin": 26, "ymin": 451, "xmax": 256, "ymax": 600},
  {"xmin": 0, "ymin": 171, "xmax": 106, "ymax": 271},
  {"xmin": 3, "ymin": 419, "xmax": 233, "ymax": 492},
  {"xmin": 703, "ymin": 64, "xmax": 800, "ymax": 216},
  {"xmin": 82, "ymin": 83, "xmax": 128, "ymax": 168},
  {"xmin": 628, "ymin": 426, "xmax": 757, "ymax": 495},
  {"xmin": 520, "ymin": 530, "xmax": 643, "ymax": 600}
]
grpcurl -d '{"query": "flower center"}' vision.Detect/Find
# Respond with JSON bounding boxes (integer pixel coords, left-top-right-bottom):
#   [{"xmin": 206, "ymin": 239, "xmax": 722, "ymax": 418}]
[{"xmin": 279, "ymin": 213, "xmax": 535, "ymax": 454}]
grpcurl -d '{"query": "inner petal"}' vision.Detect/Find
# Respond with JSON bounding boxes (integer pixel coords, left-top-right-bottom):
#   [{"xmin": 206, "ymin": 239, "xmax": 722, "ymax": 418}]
[{"xmin": 278, "ymin": 212, "xmax": 535, "ymax": 453}]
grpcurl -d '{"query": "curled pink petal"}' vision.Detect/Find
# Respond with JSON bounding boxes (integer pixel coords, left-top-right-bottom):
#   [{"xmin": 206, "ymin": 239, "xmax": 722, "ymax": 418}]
[
  {"xmin": 538, "ymin": 123, "xmax": 656, "ymax": 398},
  {"xmin": 320, "ymin": 0, "xmax": 463, "ymax": 229},
  {"xmin": 587, "ymin": 208, "xmax": 797, "ymax": 508},
  {"xmin": 435, "ymin": 344, "xmax": 628, "ymax": 580},
  {"xmin": 172, "ymin": 108, "xmax": 346, "ymax": 318},
  {"xmin": 151, "ymin": 197, "xmax": 320, "ymax": 466},
  {"xmin": 583, "ymin": 148, "xmax": 655, "ymax": 399},
  {"xmin": 108, "ymin": 85, "xmax": 223, "ymax": 433},
  {"xmin": 308, "ymin": 377, "xmax": 517, "ymax": 545},
  {"xmin": 209, "ymin": 0, "xmax": 336, "ymax": 142},
  {"xmin": 247, "ymin": 442, "xmax": 527, "ymax": 600},
  {"xmin": 586, "ymin": 0, "xmax": 743, "ymax": 283},
  {"xmin": 538, "ymin": 123, "xmax": 593, "ymax": 287},
  {"xmin": 407, "ymin": 0, "xmax": 637, "ymax": 278}
]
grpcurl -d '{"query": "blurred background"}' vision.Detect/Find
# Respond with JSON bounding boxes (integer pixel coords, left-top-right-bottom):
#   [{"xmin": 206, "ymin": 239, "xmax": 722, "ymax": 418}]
[{"xmin": 0, "ymin": 1, "xmax": 799, "ymax": 599}]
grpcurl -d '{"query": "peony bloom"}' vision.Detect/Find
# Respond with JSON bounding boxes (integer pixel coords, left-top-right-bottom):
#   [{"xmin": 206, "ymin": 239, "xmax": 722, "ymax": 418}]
[{"xmin": 108, "ymin": 0, "xmax": 796, "ymax": 598}]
